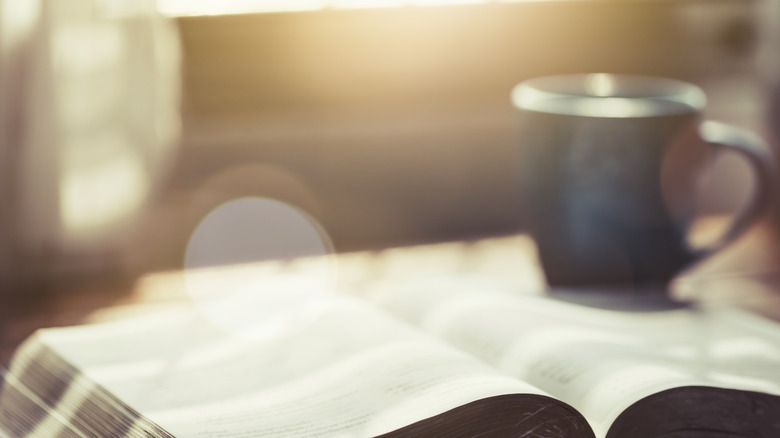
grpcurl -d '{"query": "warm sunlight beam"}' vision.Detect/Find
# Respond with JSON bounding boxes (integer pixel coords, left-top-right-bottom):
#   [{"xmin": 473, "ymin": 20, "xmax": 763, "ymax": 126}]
[
  {"xmin": 158, "ymin": 0, "xmax": 324, "ymax": 16},
  {"xmin": 158, "ymin": 0, "xmax": 496, "ymax": 16}
]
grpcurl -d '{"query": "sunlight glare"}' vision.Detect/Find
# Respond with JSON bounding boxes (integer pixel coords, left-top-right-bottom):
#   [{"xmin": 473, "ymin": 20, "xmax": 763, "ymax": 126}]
[
  {"xmin": 184, "ymin": 197, "xmax": 336, "ymax": 340},
  {"xmin": 54, "ymin": 23, "xmax": 125, "ymax": 128},
  {"xmin": 331, "ymin": 0, "xmax": 406, "ymax": 9},
  {"xmin": 410, "ymin": 0, "xmax": 489, "ymax": 5},
  {"xmin": 585, "ymin": 73, "xmax": 615, "ymax": 97},
  {"xmin": 158, "ymin": 0, "xmax": 500, "ymax": 15},
  {"xmin": 60, "ymin": 132, "xmax": 150, "ymax": 234},
  {"xmin": 158, "ymin": 0, "xmax": 324, "ymax": 16}
]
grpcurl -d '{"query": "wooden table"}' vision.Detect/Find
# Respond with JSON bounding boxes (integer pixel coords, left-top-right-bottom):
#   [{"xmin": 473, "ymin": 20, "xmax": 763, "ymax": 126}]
[{"xmin": 2, "ymin": 221, "xmax": 780, "ymax": 366}]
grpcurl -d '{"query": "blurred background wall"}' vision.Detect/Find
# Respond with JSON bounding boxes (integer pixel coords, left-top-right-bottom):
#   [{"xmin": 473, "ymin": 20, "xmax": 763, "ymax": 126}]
[{"xmin": 141, "ymin": 0, "xmax": 771, "ymax": 272}]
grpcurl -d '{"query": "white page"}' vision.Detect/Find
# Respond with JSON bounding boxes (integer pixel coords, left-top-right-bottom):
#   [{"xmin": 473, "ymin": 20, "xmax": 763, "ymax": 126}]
[
  {"xmin": 377, "ymin": 282, "xmax": 780, "ymax": 437},
  {"xmin": 33, "ymin": 295, "xmax": 545, "ymax": 438}
]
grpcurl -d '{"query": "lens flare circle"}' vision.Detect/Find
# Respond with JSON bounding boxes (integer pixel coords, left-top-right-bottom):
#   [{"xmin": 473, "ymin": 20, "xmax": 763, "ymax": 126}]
[{"xmin": 184, "ymin": 197, "xmax": 335, "ymax": 340}]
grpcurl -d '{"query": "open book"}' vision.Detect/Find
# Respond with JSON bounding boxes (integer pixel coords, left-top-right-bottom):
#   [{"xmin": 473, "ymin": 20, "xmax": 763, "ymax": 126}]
[{"xmin": 2, "ymin": 277, "xmax": 780, "ymax": 438}]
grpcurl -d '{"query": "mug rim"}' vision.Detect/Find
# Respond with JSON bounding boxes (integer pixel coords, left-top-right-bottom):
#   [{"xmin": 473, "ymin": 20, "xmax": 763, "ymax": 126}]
[{"xmin": 511, "ymin": 73, "xmax": 707, "ymax": 118}]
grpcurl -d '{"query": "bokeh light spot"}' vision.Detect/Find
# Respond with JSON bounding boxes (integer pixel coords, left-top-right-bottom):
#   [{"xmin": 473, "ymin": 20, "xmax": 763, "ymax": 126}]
[{"xmin": 185, "ymin": 197, "xmax": 336, "ymax": 340}]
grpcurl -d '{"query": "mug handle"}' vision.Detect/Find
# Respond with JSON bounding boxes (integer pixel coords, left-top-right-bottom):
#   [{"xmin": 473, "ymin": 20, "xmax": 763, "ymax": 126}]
[{"xmin": 693, "ymin": 120, "xmax": 776, "ymax": 259}]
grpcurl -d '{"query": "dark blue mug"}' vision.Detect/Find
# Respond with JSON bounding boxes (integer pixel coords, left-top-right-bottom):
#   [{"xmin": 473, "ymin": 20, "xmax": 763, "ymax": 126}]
[{"xmin": 513, "ymin": 74, "xmax": 775, "ymax": 290}]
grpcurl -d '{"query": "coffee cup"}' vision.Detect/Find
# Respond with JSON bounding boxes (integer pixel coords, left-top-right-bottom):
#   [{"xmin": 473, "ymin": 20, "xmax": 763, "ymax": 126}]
[{"xmin": 512, "ymin": 74, "xmax": 774, "ymax": 289}]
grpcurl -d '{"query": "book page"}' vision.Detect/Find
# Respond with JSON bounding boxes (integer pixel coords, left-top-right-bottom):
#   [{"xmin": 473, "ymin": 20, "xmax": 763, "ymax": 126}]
[
  {"xmin": 376, "ymin": 279, "xmax": 780, "ymax": 437},
  {"xmin": 32, "ymin": 295, "xmax": 546, "ymax": 438}
]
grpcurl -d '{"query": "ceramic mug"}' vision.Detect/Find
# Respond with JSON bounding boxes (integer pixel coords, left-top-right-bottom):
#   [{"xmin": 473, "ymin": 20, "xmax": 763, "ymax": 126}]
[{"xmin": 513, "ymin": 74, "xmax": 774, "ymax": 289}]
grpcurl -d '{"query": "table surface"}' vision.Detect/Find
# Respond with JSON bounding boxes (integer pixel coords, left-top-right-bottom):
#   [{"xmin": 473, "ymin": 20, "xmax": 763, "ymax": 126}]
[{"xmin": 2, "ymin": 217, "xmax": 780, "ymax": 367}]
